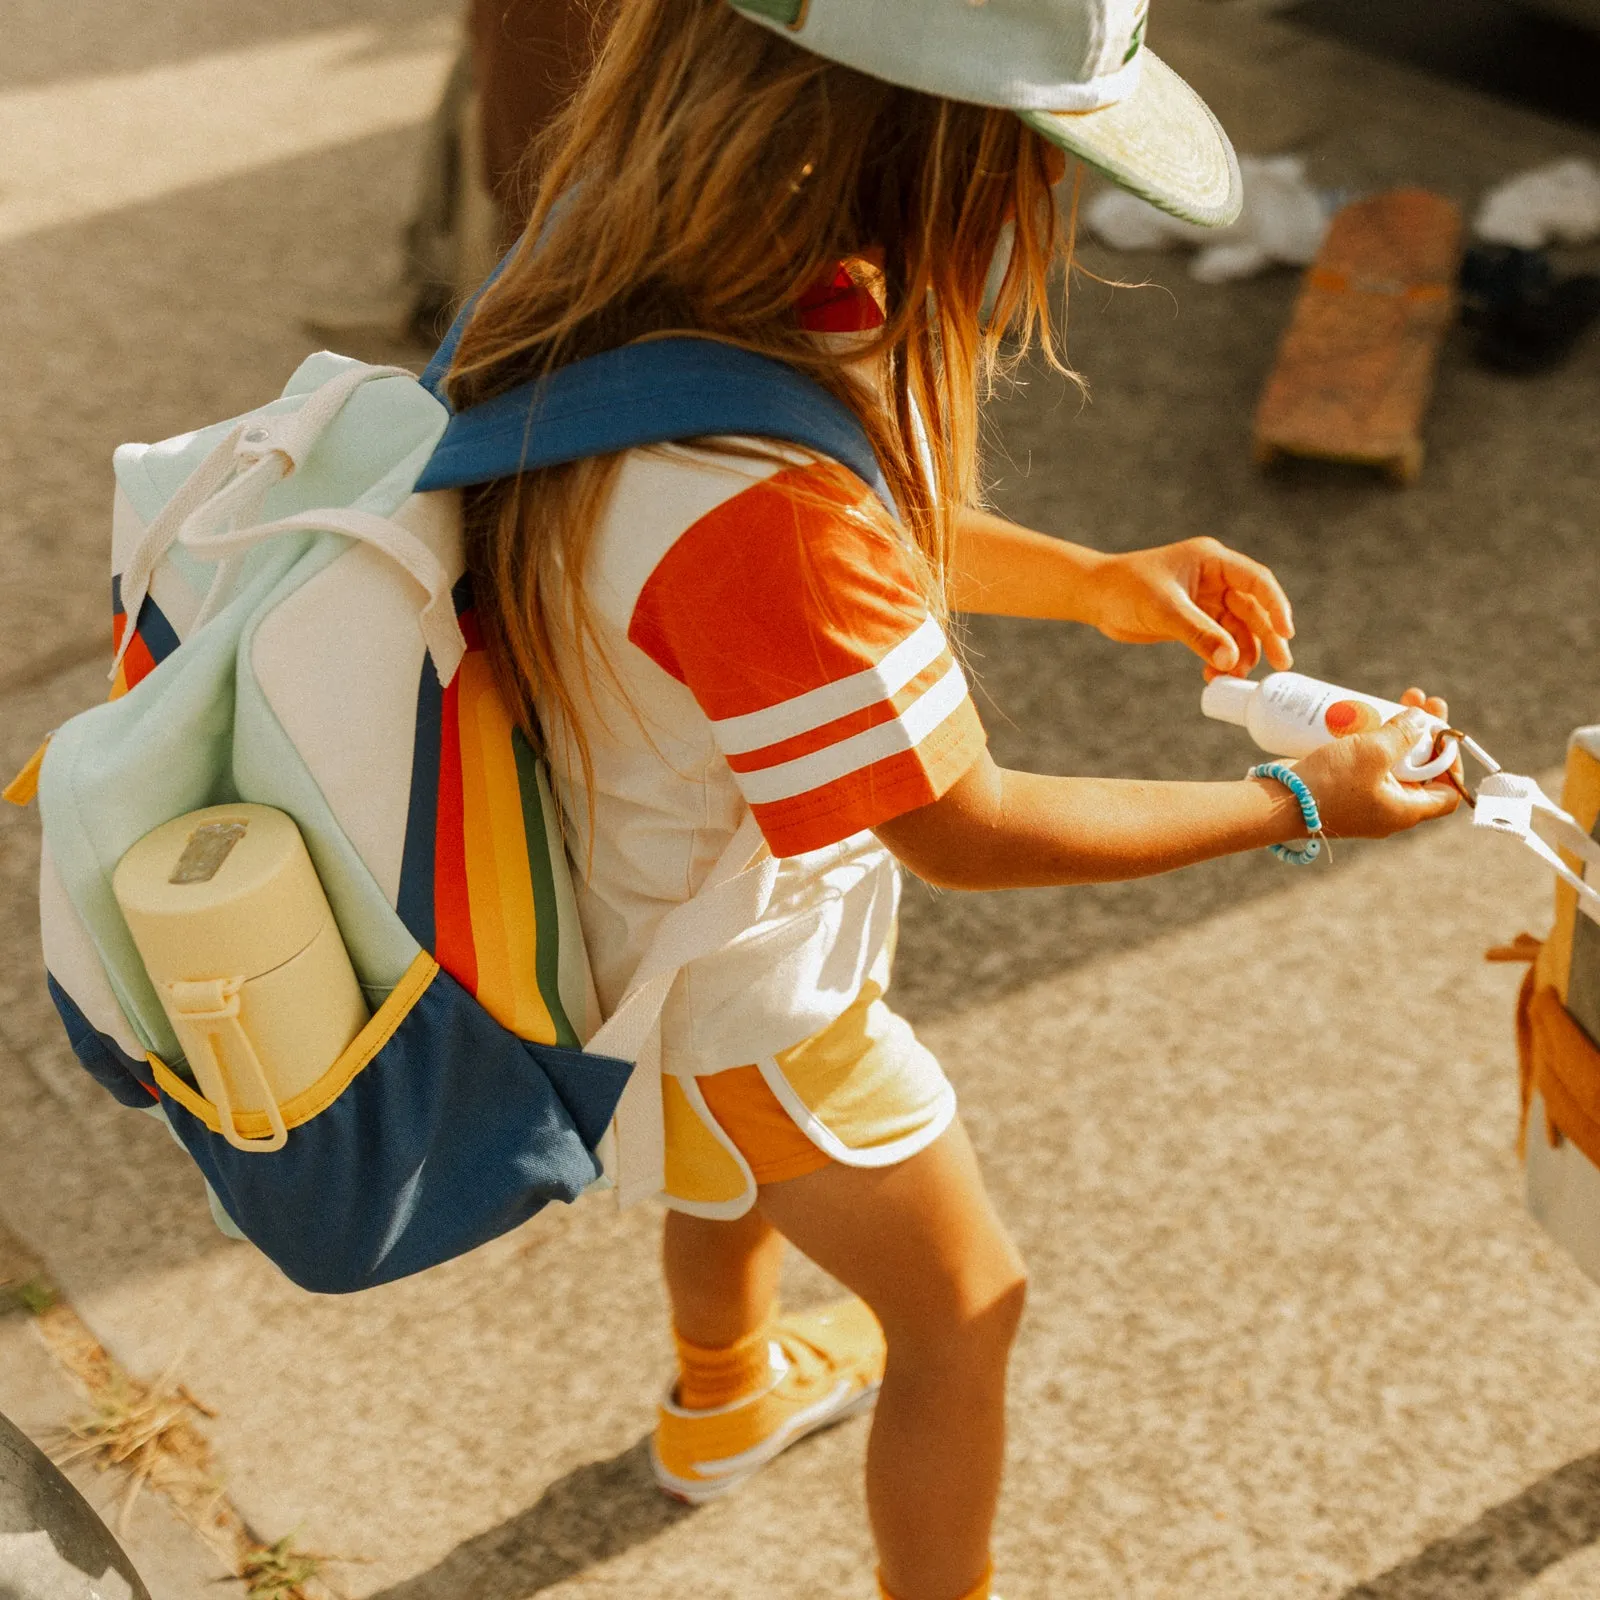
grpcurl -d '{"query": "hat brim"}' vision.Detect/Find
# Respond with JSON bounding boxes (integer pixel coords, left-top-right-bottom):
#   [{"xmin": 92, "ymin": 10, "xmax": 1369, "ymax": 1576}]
[{"xmin": 1018, "ymin": 51, "xmax": 1242, "ymax": 229}]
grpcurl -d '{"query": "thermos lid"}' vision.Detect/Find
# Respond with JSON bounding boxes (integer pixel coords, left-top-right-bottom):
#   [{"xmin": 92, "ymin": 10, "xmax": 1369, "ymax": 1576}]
[
  {"xmin": 1200, "ymin": 673, "xmax": 1258, "ymax": 727},
  {"xmin": 113, "ymin": 804, "xmax": 329, "ymax": 984}
]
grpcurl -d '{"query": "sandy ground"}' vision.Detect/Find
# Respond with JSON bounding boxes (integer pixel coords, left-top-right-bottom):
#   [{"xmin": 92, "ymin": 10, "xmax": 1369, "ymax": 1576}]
[{"xmin": 2, "ymin": 1, "xmax": 1599, "ymax": 1596}]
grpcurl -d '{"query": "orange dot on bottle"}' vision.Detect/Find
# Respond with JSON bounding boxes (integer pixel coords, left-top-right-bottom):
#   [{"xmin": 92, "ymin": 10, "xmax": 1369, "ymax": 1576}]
[{"xmin": 1324, "ymin": 700, "xmax": 1379, "ymax": 738}]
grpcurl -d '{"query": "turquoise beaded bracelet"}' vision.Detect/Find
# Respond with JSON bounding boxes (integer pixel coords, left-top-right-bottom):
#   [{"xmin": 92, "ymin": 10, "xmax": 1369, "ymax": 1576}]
[{"xmin": 1249, "ymin": 761, "xmax": 1323, "ymax": 865}]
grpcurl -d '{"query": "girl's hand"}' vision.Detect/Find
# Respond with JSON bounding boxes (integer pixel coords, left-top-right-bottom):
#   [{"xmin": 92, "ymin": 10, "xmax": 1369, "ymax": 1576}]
[
  {"xmin": 1291, "ymin": 697, "xmax": 1461, "ymax": 839},
  {"xmin": 1088, "ymin": 537, "xmax": 1295, "ymax": 678}
]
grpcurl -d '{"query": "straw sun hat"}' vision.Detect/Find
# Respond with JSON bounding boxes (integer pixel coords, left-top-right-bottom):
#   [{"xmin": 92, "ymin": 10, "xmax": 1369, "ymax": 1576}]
[{"xmin": 728, "ymin": 0, "xmax": 1242, "ymax": 228}]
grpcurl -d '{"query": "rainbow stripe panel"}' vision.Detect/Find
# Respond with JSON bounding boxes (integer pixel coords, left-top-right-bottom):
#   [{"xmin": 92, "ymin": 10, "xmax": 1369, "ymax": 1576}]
[
  {"xmin": 109, "ymin": 575, "xmax": 180, "ymax": 701},
  {"xmin": 398, "ymin": 581, "xmax": 578, "ymax": 1050}
]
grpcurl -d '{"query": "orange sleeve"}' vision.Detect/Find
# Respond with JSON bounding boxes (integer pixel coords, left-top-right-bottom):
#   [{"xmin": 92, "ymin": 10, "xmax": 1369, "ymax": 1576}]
[{"xmin": 628, "ymin": 462, "xmax": 986, "ymax": 857}]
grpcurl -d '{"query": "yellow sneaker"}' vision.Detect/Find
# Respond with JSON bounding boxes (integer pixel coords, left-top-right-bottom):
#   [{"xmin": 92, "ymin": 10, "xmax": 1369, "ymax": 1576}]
[{"xmin": 650, "ymin": 1299, "xmax": 885, "ymax": 1504}]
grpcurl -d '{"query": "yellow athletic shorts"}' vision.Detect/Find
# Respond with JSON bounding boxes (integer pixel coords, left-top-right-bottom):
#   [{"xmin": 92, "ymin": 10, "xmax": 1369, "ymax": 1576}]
[{"xmin": 660, "ymin": 954, "xmax": 957, "ymax": 1219}]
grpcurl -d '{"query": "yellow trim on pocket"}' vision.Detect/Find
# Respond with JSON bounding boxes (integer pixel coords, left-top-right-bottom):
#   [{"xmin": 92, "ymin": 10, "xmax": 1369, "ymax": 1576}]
[{"xmin": 150, "ymin": 950, "xmax": 439, "ymax": 1141}]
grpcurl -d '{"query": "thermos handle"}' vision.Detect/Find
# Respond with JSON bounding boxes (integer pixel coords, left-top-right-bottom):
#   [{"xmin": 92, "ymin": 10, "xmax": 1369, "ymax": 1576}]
[{"xmin": 165, "ymin": 978, "xmax": 290, "ymax": 1153}]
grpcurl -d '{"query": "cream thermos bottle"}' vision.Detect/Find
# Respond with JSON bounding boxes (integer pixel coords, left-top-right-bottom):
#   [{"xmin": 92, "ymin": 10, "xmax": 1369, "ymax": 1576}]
[{"xmin": 113, "ymin": 804, "xmax": 369, "ymax": 1152}]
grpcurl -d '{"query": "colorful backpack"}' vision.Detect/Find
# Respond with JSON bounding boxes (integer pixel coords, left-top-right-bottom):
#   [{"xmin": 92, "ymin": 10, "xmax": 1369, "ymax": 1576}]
[{"xmin": 9, "ymin": 329, "xmax": 894, "ymax": 1294}]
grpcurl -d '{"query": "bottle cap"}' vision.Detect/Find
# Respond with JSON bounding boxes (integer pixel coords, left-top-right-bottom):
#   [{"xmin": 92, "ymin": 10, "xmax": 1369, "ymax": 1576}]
[
  {"xmin": 1200, "ymin": 674, "xmax": 1258, "ymax": 727},
  {"xmin": 114, "ymin": 804, "xmax": 328, "ymax": 984}
]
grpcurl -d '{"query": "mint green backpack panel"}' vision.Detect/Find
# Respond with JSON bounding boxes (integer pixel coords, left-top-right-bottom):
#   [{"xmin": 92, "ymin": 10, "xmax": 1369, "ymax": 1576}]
[
  {"xmin": 112, "ymin": 354, "xmax": 442, "ymax": 528},
  {"xmin": 39, "ymin": 545, "xmax": 306, "ymax": 1059},
  {"xmin": 42, "ymin": 360, "xmax": 449, "ymax": 1059},
  {"xmin": 231, "ymin": 533, "xmax": 432, "ymax": 1000}
]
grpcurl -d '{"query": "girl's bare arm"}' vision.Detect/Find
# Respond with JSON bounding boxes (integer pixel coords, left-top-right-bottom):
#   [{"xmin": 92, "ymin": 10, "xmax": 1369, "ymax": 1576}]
[
  {"xmin": 947, "ymin": 508, "xmax": 1295, "ymax": 677},
  {"xmin": 946, "ymin": 508, "xmax": 1110, "ymax": 622},
  {"xmin": 875, "ymin": 715, "xmax": 1459, "ymax": 892}
]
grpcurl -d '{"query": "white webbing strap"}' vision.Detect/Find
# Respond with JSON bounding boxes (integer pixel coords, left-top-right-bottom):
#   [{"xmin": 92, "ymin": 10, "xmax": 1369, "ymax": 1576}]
[
  {"xmin": 586, "ymin": 811, "xmax": 777, "ymax": 1205},
  {"xmin": 1475, "ymin": 772, "xmax": 1600, "ymax": 928},
  {"xmin": 178, "ymin": 506, "xmax": 468, "ymax": 686},
  {"xmin": 244, "ymin": 361, "xmax": 414, "ymax": 468},
  {"xmin": 112, "ymin": 363, "xmax": 414, "ymax": 677},
  {"xmin": 177, "ymin": 452, "xmax": 294, "ymax": 636},
  {"xmin": 112, "ymin": 424, "xmax": 261, "ymax": 678}
]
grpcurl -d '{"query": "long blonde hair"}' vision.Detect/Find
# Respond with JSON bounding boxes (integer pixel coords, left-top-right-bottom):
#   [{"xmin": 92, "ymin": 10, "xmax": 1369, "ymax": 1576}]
[{"xmin": 448, "ymin": 0, "xmax": 1075, "ymax": 804}]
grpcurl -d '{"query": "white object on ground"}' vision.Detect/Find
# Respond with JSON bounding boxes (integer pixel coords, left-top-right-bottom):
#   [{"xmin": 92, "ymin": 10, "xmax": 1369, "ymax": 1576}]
[
  {"xmin": 1474, "ymin": 158, "xmax": 1600, "ymax": 249},
  {"xmin": 1085, "ymin": 155, "xmax": 1330, "ymax": 281}
]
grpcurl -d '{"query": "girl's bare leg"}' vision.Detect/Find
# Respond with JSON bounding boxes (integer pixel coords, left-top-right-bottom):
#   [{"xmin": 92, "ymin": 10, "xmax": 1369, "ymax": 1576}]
[
  {"xmin": 757, "ymin": 1121, "xmax": 1026, "ymax": 1600},
  {"xmin": 662, "ymin": 1202, "xmax": 786, "ymax": 1350}
]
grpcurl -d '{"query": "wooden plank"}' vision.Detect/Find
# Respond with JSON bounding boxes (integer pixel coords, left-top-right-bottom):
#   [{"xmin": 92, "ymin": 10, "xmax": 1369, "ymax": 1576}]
[{"xmin": 1253, "ymin": 188, "xmax": 1462, "ymax": 485}]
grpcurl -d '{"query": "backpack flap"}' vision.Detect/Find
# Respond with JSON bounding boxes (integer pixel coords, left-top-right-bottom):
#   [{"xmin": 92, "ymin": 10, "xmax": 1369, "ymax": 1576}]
[{"xmin": 35, "ymin": 336, "xmax": 894, "ymax": 1289}]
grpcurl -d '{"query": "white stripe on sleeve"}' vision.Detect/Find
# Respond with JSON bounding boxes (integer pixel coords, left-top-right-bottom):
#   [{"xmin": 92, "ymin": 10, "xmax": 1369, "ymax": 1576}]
[
  {"xmin": 709, "ymin": 616, "xmax": 946, "ymax": 756},
  {"xmin": 732, "ymin": 659, "xmax": 969, "ymax": 806}
]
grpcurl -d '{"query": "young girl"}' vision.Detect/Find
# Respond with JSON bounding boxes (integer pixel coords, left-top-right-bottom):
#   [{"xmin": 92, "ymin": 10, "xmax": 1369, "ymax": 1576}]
[{"xmin": 447, "ymin": 3, "xmax": 1460, "ymax": 1596}]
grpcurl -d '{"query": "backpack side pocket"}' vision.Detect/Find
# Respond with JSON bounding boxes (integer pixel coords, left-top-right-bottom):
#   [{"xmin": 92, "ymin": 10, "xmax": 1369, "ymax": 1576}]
[{"xmin": 152, "ymin": 954, "xmax": 630, "ymax": 1292}]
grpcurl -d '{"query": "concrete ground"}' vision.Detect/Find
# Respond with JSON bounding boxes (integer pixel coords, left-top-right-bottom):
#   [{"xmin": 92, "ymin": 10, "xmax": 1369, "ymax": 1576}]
[{"xmin": 3, "ymin": 1, "xmax": 1599, "ymax": 1596}]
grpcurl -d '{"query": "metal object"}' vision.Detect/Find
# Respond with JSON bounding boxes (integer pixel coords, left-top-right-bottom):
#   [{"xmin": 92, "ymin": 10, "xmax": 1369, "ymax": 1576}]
[{"xmin": 0, "ymin": 1409, "xmax": 151, "ymax": 1599}]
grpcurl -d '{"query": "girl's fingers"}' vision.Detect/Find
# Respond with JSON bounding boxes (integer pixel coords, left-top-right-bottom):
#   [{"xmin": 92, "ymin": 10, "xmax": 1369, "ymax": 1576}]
[
  {"xmin": 1409, "ymin": 782, "xmax": 1462, "ymax": 820},
  {"xmin": 1222, "ymin": 588, "xmax": 1293, "ymax": 670},
  {"xmin": 1221, "ymin": 609, "xmax": 1259, "ymax": 674},
  {"xmin": 1380, "ymin": 765, "xmax": 1459, "ymax": 822},
  {"xmin": 1262, "ymin": 634, "xmax": 1295, "ymax": 672},
  {"xmin": 1170, "ymin": 590, "xmax": 1240, "ymax": 670},
  {"xmin": 1222, "ymin": 588, "xmax": 1273, "ymax": 635},
  {"xmin": 1215, "ymin": 551, "xmax": 1295, "ymax": 640},
  {"xmin": 1399, "ymin": 687, "xmax": 1450, "ymax": 720}
]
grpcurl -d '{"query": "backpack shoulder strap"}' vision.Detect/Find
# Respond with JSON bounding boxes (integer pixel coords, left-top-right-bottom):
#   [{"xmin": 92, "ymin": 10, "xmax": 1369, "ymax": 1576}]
[
  {"xmin": 415, "ymin": 277, "xmax": 895, "ymax": 512},
  {"xmin": 416, "ymin": 338, "xmax": 895, "ymax": 513}
]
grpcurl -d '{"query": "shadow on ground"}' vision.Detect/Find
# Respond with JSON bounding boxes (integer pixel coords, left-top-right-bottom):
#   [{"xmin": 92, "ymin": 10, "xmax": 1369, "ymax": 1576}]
[
  {"xmin": 363, "ymin": 1440, "xmax": 695, "ymax": 1600},
  {"xmin": 1341, "ymin": 1447, "xmax": 1600, "ymax": 1598},
  {"xmin": 1284, "ymin": 0, "xmax": 1600, "ymax": 134},
  {"xmin": 4, "ymin": 0, "xmax": 453, "ymax": 93}
]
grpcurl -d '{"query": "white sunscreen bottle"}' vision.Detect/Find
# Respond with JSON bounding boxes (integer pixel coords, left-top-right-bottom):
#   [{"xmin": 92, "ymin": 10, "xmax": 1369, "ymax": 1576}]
[{"xmin": 1200, "ymin": 671, "xmax": 1458, "ymax": 783}]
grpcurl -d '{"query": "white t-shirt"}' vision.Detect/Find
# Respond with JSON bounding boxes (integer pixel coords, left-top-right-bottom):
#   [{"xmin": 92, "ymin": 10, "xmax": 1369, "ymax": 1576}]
[{"xmin": 537, "ymin": 276, "xmax": 988, "ymax": 1075}]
